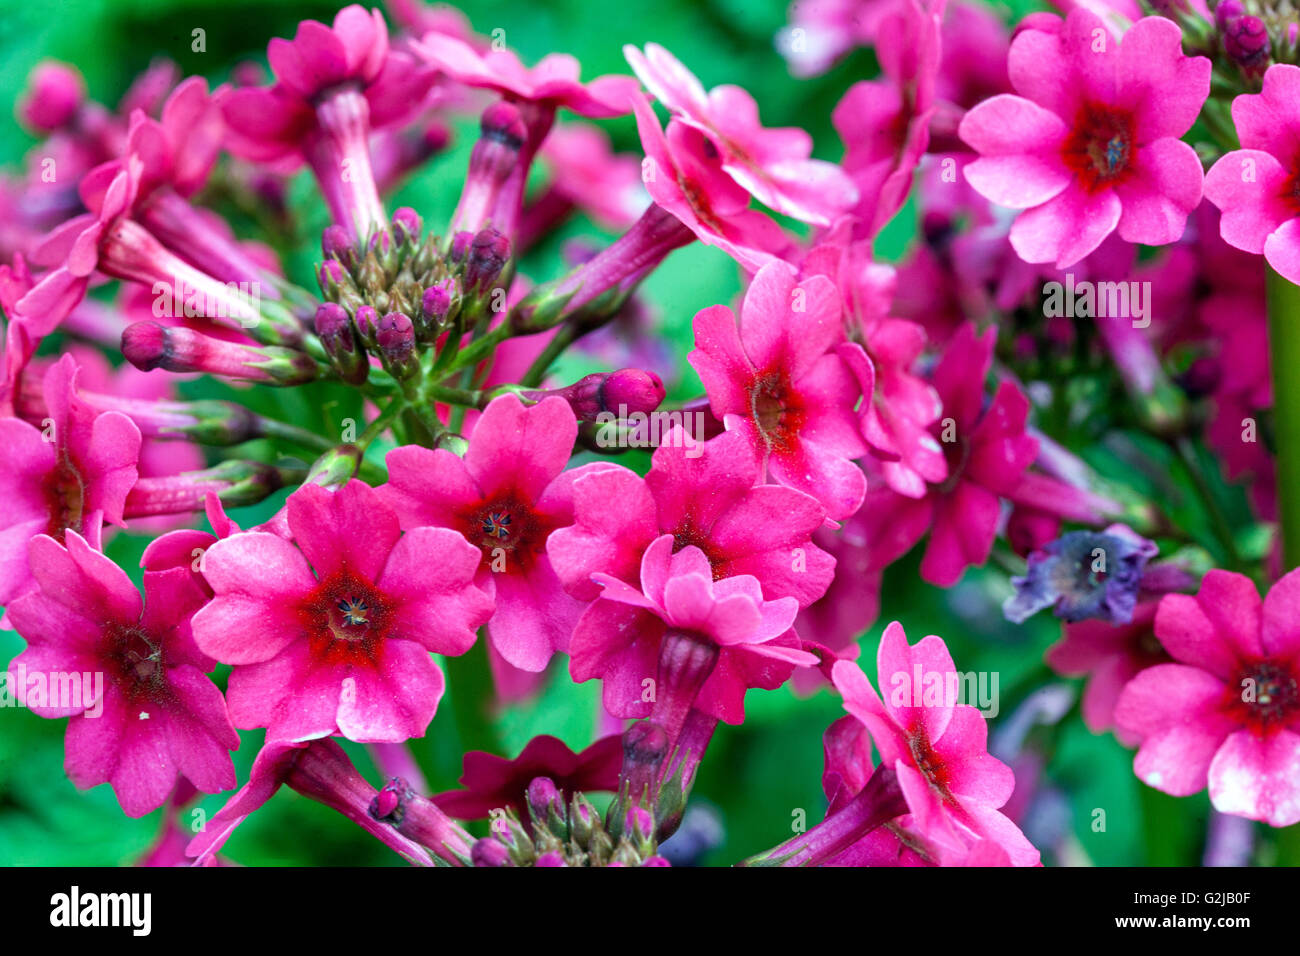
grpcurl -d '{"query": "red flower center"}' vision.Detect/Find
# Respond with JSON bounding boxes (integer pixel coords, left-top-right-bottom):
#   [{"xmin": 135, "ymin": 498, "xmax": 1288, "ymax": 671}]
[
  {"xmin": 300, "ymin": 566, "xmax": 391, "ymax": 664},
  {"xmin": 463, "ymin": 491, "xmax": 550, "ymax": 574},
  {"xmin": 108, "ymin": 625, "xmax": 172, "ymax": 703},
  {"xmin": 907, "ymin": 727, "xmax": 953, "ymax": 797},
  {"xmin": 1062, "ymin": 103, "xmax": 1136, "ymax": 193},
  {"xmin": 670, "ymin": 515, "xmax": 730, "ymax": 581},
  {"xmin": 749, "ymin": 371, "xmax": 805, "ymax": 455},
  {"xmin": 1282, "ymin": 158, "xmax": 1300, "ymax": 215},
  {"xmin": 1225, "ymin": 659, "xmax": 1300, "ymax": 733}
]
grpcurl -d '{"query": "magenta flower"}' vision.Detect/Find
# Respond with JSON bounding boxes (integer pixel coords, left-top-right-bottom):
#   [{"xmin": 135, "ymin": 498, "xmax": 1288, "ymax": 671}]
[
  {"xmin": 833, "ymin": 0, "xmax": 944, "ymax": 240},
  {"xmin": 831, "ymin": 623, "xmax": 1041, "ymax": 865},
  {"xmin": 1046, "ymin": 600, "xmax": 1168, "ymax": 744},
  {"xmin": 378, "ymin": 395, "xmax": 587, "ymax": 673},
  {"xmin": 414, "ymin": 32, "xmax": 639, "ymax": 119},
  {"xmin": 866, "ymin": 323, "xmax": 1039, "ymax": 586},
  {"xmin": 630, "ymin": 92, "xmax": 791, "ymax": 272},
  {"xmin": 433, "ymin": 734, "xmax": 623, "ymax": 819},
  {"xmin": 1204, "ymin": 64, "xmax": 1300, "ymax": 285},
  {"xmin": 1115, "ymin": 569, "xmax": 1300, "ymax": 826},
  {"xmin": 777, "ymin": 0, "xmax": 895, "ymax": 76},
  {"xmin": 6, "ymin": 532, "xmax": 237, "ymax": 817},
  {"xmin": 221, "ymin": 5, "xmax": 434, "ymax": 241},
  {"xmin": 571, "ymin": 534, "xmax": 816, "ymax": 731},
  {"xmin": 548, "ymin": 426, "xmax": 835, "ymax": 609},
  {"xmin": 0, "ymin": 355, "xmax": 140, "ymax": 609},
  {"xmin": 625, "ymin": 43, "xmax": 857, "ymax": 225},
  {"xmin": 191, "ymin": 479, "xmax": 493, "ymax": 743},
  {"xmin": 959, "ymin": 10, "xmax": 1210, "ymax": 267},
  {"xmin": 689, "ymin": 261, "xmax": 867, "ymax": 519}
]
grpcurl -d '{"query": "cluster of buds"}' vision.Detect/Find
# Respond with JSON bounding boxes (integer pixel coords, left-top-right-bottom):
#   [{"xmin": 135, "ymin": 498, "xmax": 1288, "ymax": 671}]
[
  {"xmin": 1214, "ymin": 0, "xmax": 1280, "ymax": 76},
  {"xmin": 467, "ymin": 777, "xmax": 667, "ymax": 867},
  {"xmin": 315, "ymin": 206, "xmax": 512, "ymax": 384}
]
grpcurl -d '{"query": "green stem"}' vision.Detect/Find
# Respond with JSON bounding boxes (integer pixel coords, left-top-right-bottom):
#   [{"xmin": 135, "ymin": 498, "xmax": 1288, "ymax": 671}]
[
  {"xmin": 1172, "ymin": 436, "xmax": 1242, "ymax": 571},
  {"xmin": 357, "ymin": 395, "xmax": 405, "ymax": 451},
  {"xmin": 521, "ymin": 324, "xmax": 578, "ymax": 388},
  {"xmin": 1268, "ymin": 266, "xmax": 1300, "ymax": 570}
]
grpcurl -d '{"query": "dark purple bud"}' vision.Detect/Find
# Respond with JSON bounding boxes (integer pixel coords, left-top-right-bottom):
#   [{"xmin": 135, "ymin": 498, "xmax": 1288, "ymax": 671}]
[
  {"xmin": 465, "ymin": 228, "xmax": 510, "ymax": 292},
  {"xmin": 314, "ymin": 302, "xmax": 367, "ymax": 385},
  {"xmin": 377, "ymin": 311, "xmax": 418, "ymax": 378},
  {"xmin": 471, "ymin": 838, "xmax": 513, "ymax": 867},
  {"xmin": 1225, "ymin": 15, "xmax": 1270, "ymax": 71},
  {"xmin": 391, "ymin": 207, "xmax": 422, "ymax": 246}
]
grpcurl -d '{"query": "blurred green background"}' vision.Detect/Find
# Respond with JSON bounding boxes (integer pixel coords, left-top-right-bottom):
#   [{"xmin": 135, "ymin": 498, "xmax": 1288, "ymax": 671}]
[{"xmin": 0, "ymin": 0, "xmax": 1278, "ymax": 867}]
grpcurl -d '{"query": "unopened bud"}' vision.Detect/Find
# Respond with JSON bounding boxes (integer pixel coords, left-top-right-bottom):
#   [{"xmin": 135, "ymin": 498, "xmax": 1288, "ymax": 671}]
[
  {"xmin": 377, "ymin": 312, "xmax": 418, "ymax": 379},
  {"xmin": 465, "ymin": 228, "xmax": 510, "ymax": 293},
  {"xmin": 391, "ymin": 207, "xmax": 422, "ymax": 246},
  {"xmin": 471, "ymin": 838, "xmax": 513, "ymax": 867},
  {"xmin": 314, "ymin": 302, "xmax": 368, "ymax": 385}
]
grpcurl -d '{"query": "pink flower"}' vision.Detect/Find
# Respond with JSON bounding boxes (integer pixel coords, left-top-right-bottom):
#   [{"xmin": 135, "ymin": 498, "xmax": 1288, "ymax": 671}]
[
  {"xmin": 191, "ymin": 480, "xmax": 493, "ymax": 743},
  {"xmin": 221, "ymin": 5, "xmax": 434, "ymax": 240},
  {"xmin": 625, "ymin": 43, "xmax": 857, "ymax": 225},
  {"xmin": 571, "ymin": 535, "xmax": 816, "ymax": 730},
  {"xmin": 1046, "ymin": 600, "xmax": 1169, "ymax": 743},
  {"xmin": 6, "ymin": 531, "xmax": 237, "ymax": 817},
  {"xmin": 959, "ymin": 11, "xmax": 1210, "ymax": 267},
  {"xmin": 831, "ymin": 623, "xmax": 1041, "ymax": 865},
  {"xmin": 833, "ymin": 0, "xmax": 944, "ymax": 240},
  {"xmin": 630, "ymin": 92, "xmax": 791, "ymax": 272},
  {"xmin": 798, "ymin": 220, "xmax": 947, "ymax": 496},
  {"xmin": 0, "ymin": 355, "xmax": 140, "ymax": 609},
  {"xmin": 534, "ymin": 123, "xmax": 648, "ymax": 233},
  {"xmin": 864, "ymin": 323, "xmax": 1039, "ymax": 586},
  {"xmin": 548, "ymin": 426, "xmax": 835, "ymax": 609},
  {"xmin": 378, "ymin": 395, "xmax": 587, "ymax": 673},
  {"xmin": 1204, "ymin": 64, "xmax": 1300, "ymax": 285},
  {"xmin": 1115, "ymin": 569, "xmax": 1300, "ymax": 826},
  {"xmin": 433, "ymin": 734, "xmax": 623, "ymax": 819},
  {"xmin": 413, "ymin": 32, "xmax": 638, "ymax": 118},
  {"xmin": 689, "ymin": 261, "xmax": 867, "ymax": 519}
]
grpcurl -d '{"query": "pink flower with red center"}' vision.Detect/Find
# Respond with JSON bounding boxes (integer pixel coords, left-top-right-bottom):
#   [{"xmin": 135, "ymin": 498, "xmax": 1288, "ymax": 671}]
[
  {"xmin": 1046, "ymin": 600, "xmax": 1169, "ymax": 744},
  {"xmin": 6, "ymin": 531, "xmax": 237, "ymax": 817},
  {"xmin": 959, "ymin": 10, "xmax": 1210, "ymax": 267},
  {"xmin": 571, "ymin": 534, "xmax": 816, "ymax": 731},
  {"xmin": 833, "ymin": 0, "xmax": 944, "ymax": 240},
  {"xmin": 378, "ymin": 395, "xmax": 587, "ymax": 673},
  {"xmin": 548, "ymin": 426, "xmax": 835, "ymax": 610},
  {"xmin": 433, "ymin": 734, "xmax": 623, "ymax": 820},
  {"xmin": 689, "ymin": 261, "xmax": 867, "ymax": 520},
  {"xmin": 1204, "ymin": 64, "xmax": 1300, "ymax": 285},
  {"xmin": 1115, "ymin": 569, "xmax": 1300, "ymax": 826},
  {"xmin": 191, "ymin": 479, "xmax": 492, "ymax": 743},
  {"xmin": 831, "ymin": 623, "xmax": 1041, "ymax": 866},
  {"xmin": 625, "ymin": 43, "xmax": 857, "ymax": 226},
  {"xmin": 798, "ymin": 220, "xmax": 948, "ymax": 497},
  {"xmin": 630, "ymin": 92, "xmax": 792, "ymax": 272},
  {"xmin": 220, "ymin": 5, "xmax": 435, "ymax": 241},
  {"xmin": 0, "ymin": 355, "xmax": 140, "ymax": 610}
]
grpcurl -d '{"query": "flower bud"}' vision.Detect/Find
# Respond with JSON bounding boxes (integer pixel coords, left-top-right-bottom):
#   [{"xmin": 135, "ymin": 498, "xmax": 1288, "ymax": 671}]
[
  {"xmin": 465, "ymin": 228, "xmax": 510, "ymax": 293},
  {"xmin": 534, "ymin": 851, "xmax": 567, "ymax": 867},
  {"xmin": 19, "ymin": 61, "xmax": 85, "ymax": 132},
  {"xmin": 354, "ymin": 305, "xmax": 380, "ymax": 349},
  {"xmin": 391, "ymin": 207, "xmax": 422, "ymax": 247},
  {"xmin": 449, "ymin": 230, "xmax": 473, "ymax": 264},
  {"xmin": 321, "ymin": 225, "xmax": 358, "ymax": 271},
  {"xmin": 471, "ymin": 838, "xmax": 513, "ymax": 867},
  {"xmin": 377, "ymin": 311, "xmax": 419, "ymax": 379},
  {"xmin": 421, "ymin": 279, "xmax": 456, "ymax": 331},
  {"xmin": 314, "ymin": 302, "xmax": 368, "ymax": 385},
  {"xmin": 1224, "ymin": 15, "xmax": 1270, "ymax": 73},
  {"xmin": 122, "ymin": 322, "xmax": 318, "ymax": 386}
]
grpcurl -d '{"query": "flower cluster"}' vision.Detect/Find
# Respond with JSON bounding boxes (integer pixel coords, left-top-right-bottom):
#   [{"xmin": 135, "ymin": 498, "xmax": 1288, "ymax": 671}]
[{"xmin": 1, "ymin": 0, "xmax": 1297, "ymax": 868}]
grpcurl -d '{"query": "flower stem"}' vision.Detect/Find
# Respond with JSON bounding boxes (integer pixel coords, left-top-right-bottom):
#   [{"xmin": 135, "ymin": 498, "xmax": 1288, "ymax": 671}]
[{"xmin": 1267, "ymin": 266, "xmax": 1300, "ymax": 570}]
